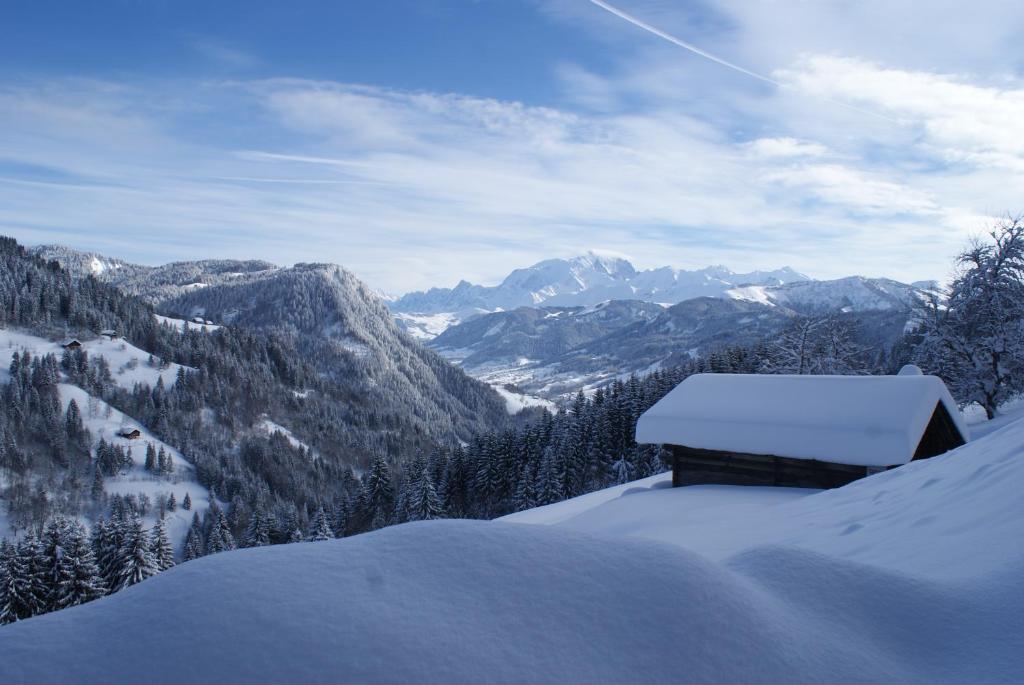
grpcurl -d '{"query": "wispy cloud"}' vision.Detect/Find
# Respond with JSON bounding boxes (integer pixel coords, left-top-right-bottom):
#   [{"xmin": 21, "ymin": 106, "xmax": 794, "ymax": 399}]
[
  {"xmin": 190, "ymin": 36, "xmax": 258, "ymax": 69},
  {"xmin": 1, "ymin": 1, "xmax": 1022, "ymax": 292}
]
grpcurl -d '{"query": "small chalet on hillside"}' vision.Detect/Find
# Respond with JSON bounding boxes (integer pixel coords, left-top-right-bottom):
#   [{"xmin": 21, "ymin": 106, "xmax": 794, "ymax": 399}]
[
  {"xmin": 635, "ymin": 366, "xmax": 969, "ymax": 489},
  {"xmin": 62, "ymin": 339, "xmax": 83, "ymax": 350},
  {"xmin": 117, "ymin": 428, "xmax": 142, "ymax": 440}
]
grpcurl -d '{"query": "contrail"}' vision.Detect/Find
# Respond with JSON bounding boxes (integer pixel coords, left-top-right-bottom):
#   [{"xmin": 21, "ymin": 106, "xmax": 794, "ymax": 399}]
[
  {"xmin": 588, "ymin": 0, "xmax": 898, "ymax": 124},
  {"xmin": 589, "ymin": 0, "xmax": 780, "ymax": 87}
]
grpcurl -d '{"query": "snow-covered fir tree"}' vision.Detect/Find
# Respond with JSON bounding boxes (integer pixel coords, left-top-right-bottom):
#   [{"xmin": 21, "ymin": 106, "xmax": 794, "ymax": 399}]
[
  {"xmin": 150, "ymin": 517, "xmax": 175, "ymax": 571},
  {"xmin": 113, "ymin": 516, "xmax": 159, "ymax": 591},
  {"xmin": 183, "ymin": 513, "xmax": 204, "ymax": 561},
  {"xmin": 243, "ymin": 505, "xmax": 272, "ymax": 547},
  {"xmin": 51, "ymin": 521, "xmax": 105, "ymax": 610},
  {"xmin": 307, "ymin": 506, "xmax": 334, "ymax": 542}
]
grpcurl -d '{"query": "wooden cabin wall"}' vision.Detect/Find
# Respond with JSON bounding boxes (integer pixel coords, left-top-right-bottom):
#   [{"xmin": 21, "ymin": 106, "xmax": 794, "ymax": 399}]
[{"xmin": 670, "ymin": 446, "xmax": 869, "ymax": 489}]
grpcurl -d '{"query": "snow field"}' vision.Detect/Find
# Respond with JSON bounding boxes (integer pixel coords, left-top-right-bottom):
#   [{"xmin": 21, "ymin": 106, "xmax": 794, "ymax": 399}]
[{"xmin": 0, "ymin": 328, "xmax": 185, "ymax": 390}]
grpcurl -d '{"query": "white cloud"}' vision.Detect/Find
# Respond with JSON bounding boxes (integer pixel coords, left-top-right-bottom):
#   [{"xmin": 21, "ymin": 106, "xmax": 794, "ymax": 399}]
[
  {"xmin": 763, "ymin": 164, "xmax": 940, "ymax": 217},
  {"xmin": 747, "ymin": 137, "xmax": 829, "ymax": 159},
  {"xmin": 1, "ymin": 38, "xmax": 1019, "ymax": 292},
  {"xmin": 775, "ymin": 55, "xmax": 1024, "ymax": 173}
]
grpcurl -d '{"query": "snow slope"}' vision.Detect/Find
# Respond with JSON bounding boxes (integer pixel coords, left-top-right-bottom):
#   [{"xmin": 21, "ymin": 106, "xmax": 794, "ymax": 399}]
[
  {"xmin": 0, "ymin": 328, "xmax": 185, "ymax": 390},
  {"xmin": 59, "ymin": 384, "xmax": 210, "ymax": 552},
  {"xmin": 0, "ymin": 329, "xmax": 208, "ymax": 550},
  {"xmin": 155, "ymin": 313, "xmax": 222, "ymax": 333},
  {"xmin": 726, "ymin": 276, "xmax": 924, "ymax": 313},
  {"xmin": 1, "ymin": 413, "xmax": 1021, "ymax": 683}
]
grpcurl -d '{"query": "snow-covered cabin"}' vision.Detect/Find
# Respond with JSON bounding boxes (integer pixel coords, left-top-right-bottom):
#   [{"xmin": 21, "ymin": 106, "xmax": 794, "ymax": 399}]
[
  {"xmin": 99, "ymin": 329, "xmax": 119, "ymax": 339},
  {"xmin": 62, "ymin": 339, "xmax": 83, "ymax": 350},
  {"xmin": 635, "ymin": 368, "xmax": 969, "ymax": 489},
  {"xmin": 117, "ymin": 428, "xmax": 142, "ymax": 440}
]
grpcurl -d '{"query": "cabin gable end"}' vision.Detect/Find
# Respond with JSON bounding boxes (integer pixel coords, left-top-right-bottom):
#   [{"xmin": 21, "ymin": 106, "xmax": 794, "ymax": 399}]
[{"xmin": 912, "ymin": 401, "xmax": 966, "ymax": 461}]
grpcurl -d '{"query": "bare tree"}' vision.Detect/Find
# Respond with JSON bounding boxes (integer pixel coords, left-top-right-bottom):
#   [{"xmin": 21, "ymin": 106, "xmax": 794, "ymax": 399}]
[{"xmin": 764, "ymin": 314, "xmax": 869, "ymax": 375}]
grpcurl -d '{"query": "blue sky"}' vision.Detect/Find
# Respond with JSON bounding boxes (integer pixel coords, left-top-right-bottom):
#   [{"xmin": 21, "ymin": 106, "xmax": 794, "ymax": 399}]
[{"xmin": 2, "ymin": 1, "xmax": 1023, "ymax": 292}]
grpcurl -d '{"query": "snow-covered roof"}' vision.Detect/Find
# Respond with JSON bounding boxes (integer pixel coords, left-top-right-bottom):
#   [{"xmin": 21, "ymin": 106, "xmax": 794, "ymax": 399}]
[{"xmin": 636, "ymin": 373, "xmax": 969, "ymax": 467}]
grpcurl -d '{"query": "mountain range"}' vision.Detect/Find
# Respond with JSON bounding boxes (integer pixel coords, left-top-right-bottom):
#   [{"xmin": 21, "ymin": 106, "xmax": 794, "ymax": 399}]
[
  {"xmin": 35, "ymin": 245, "xmax": 936, "ymax": 404},
  {"xmin": 389, "ymin": 252, "xmax": 811, "ymax": 339},
  {"xmin": 386, "ymin": 252, "xmax": 933, "ymax": 399}
]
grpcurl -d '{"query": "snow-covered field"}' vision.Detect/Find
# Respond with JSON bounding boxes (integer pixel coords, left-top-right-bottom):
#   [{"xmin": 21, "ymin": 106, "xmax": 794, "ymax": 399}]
[
  {"xmin": 155, "ymin": 313, "xmax": 222, "ymax": 333},
  {"xmin": 490, "ymin": 384, "xmax": 556, "ymax": 414},
  {"xmin": 257, "ymin": 417, "xmax": 317, "ymax": 458},
  {"xmin": 1, "ymin": 405, "xmax": 1021, "ymax": 682},
  {"xmin": 0, "ymin": 328, "xmax": 185, "ymax": 389}
]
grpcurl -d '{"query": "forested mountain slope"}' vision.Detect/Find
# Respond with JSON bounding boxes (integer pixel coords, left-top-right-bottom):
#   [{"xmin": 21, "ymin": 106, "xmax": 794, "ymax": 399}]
[
  {"xmin": 32, "ymin": 245, "xmax": 510, "ymax": 439},
  {"xmin": 159, "ymin": 262, "xmax": 511, "ymax": 436},
  {"xmin": 0, "ymin": 237, "xmax": 509, "ymax": 551}
]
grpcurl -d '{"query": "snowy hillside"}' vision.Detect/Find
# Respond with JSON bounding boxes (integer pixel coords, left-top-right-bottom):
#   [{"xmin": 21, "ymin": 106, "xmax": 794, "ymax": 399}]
[
  {"xmin": 0, "ymin": 329, "xmax": 185, "ymax": 391},
  {"xmin": 2, "ymin": 410, "xmax": 1021, "ymax": 683},
  {"xmin": 391, "ymin": 252, "xmax": 808, "ymax": 339},
  {"xmin": 0, "ymin": 329, "xmax": 209, "ymax": 551},
  {"xmin": 727, "ymin": 276, "xmax": 927, "ymax": 313}
]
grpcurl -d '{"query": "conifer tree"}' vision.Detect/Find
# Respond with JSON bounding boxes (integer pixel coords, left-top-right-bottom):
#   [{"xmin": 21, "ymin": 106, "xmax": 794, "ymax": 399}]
[
  {"xmin": 363, "ymin": 455, "xmax": 394, "ymax": 530},
  {"xmin": 113, "ymin": 516, "xmax": 158, "ymax": 591},
  {"xmin": 90, "ymin": 467, "xmax": 105, "ymax": 502},
  {"xmin": 150, "ymin": 517, "xmax": 175, "ymax": 571},
  {"xmin": 40, "ymin": 517, "xmax": 76, "ymax": 613},
  {"xmin": 243, "ymin": 505, "xmax": 272, "ymax": 547},
  {"xmin": 182, "ymin": 492, "xmax": 192, "ymax": 511},
  {"xmin": 0, "ymin": 540, "xmax": 22, "ymax": 624},
  {"xmin": 307, "ymin": 506, "xmax": 334, "ymax": 541},
  {"xmin": 13, "ymin": 534, "xmax": 47, "ymax": 619},
  {"xmin": 406, "ymin": 468, "xmax": 443, "ymax": 522},
  {"xmin": 144, "ymin": 443, "xmax": 157, "ymax": 472},
  {"xmin": 183, "ymin": 513, "xmax": 204, "ymax": 562},
  {"xmin": 157, "ymin": 446, "xmax": 172, "ymax": 475},
  {"xmin": 205, "ymin": 509, "xmax": 236, "ymax": 555},
  {"xmin": 332, "ymin": 495, "xmax": 350, "ymax": 538},
  {"xmin": 53, "ymin": 521, "xmax": 105, "ymax": 610},
  {"xmin": 64, "ymin": 399, "xmax": 84, "ymax": 440}
]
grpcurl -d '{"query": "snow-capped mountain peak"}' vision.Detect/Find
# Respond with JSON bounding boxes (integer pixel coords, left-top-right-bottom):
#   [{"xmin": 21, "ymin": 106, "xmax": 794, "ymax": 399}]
[{"xmin": 390, "ymin": 254, "xmax": 812, "ymax": 339}]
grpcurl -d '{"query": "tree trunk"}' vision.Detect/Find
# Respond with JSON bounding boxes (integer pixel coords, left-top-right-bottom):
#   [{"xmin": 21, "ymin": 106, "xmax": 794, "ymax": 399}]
[{"xmin": 984, "ymin": 400, "xmax": 997, "ymax": 420}]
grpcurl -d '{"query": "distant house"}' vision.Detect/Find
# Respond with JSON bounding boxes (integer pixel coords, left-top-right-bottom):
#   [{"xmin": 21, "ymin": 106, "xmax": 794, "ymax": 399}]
[
  {"xmin": 635, "ymin": 366, "xmax": 969, "ymax": 489},
  {"xmin": 100, "ymin": 329, "xmax": 118, "ymax": 339},
  {"xmin": 117, "ymin": 428, "xmax": 142, "ymax": 440},
  {"xmin": 62, "ymin": 339, "xmax": 83, "ymax": 350}
]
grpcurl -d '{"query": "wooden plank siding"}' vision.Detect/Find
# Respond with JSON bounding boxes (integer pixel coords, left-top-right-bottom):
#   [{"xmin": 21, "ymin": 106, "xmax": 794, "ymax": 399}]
[{"xmin": 670, "ymin": 445, "xmax": 870, "ymax": 489}]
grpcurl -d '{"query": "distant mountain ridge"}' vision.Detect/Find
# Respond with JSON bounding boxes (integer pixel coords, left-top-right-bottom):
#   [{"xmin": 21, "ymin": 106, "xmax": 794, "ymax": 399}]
[
  {"xmin": 390, "ymin": 252, "xmax": 809, "ymax": 339},
  {"xmin": 429, "ymin": 274, "xmax": 929, "ymax": 399},
  {"xmin": 31, "ymin": 244, "xmax": 278, "ymax": 303}
]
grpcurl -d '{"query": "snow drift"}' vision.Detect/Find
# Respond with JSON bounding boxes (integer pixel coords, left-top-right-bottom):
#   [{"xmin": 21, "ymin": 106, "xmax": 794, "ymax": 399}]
[{"xmin": 2, "ymin": 415, "xmax": 1023, "ymax": 683}]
